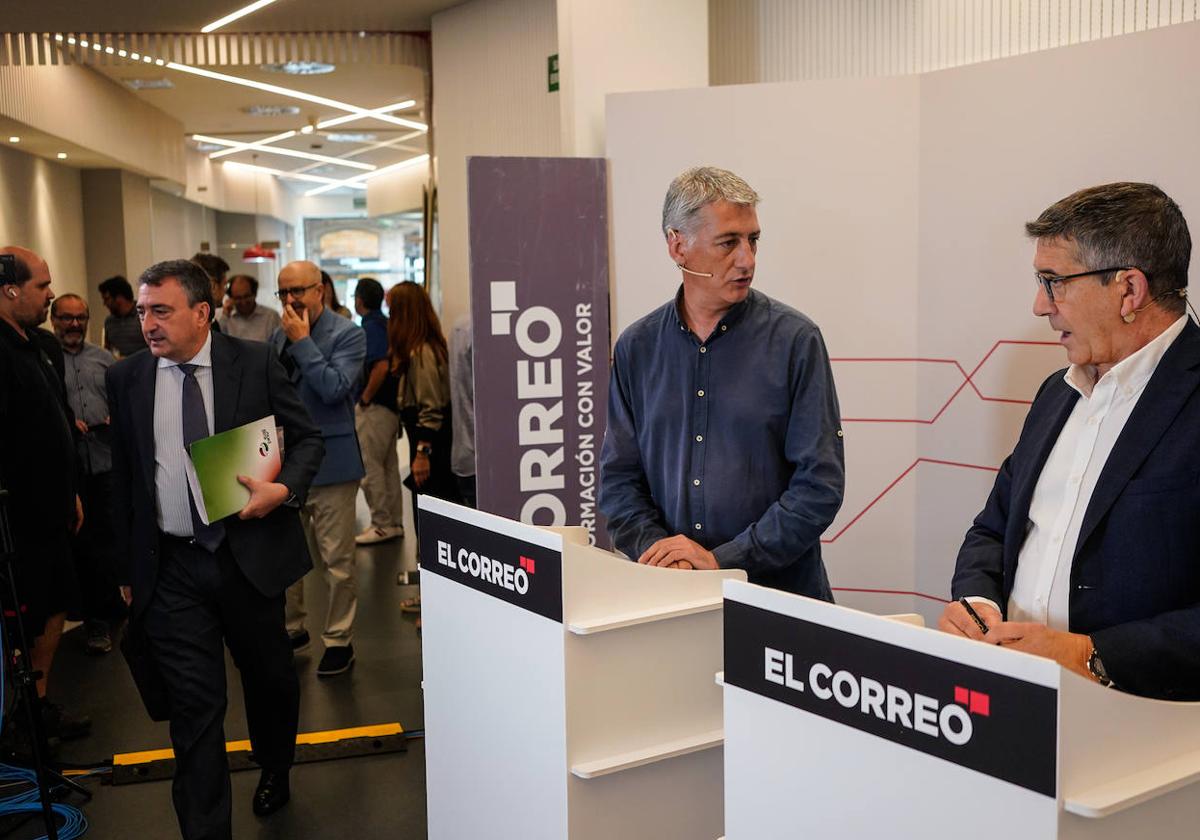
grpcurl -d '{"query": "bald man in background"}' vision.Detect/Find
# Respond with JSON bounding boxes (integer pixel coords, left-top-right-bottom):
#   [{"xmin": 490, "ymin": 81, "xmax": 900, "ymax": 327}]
[{"xmin": 268, "ymin": 261, "xmax": 366, "ymax": 677}]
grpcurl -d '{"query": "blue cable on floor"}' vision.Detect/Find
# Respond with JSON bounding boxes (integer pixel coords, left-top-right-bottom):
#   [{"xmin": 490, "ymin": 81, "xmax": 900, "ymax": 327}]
[{"xmin": 0, "ymin": 627, "xmax": 89, "ymax": 838}]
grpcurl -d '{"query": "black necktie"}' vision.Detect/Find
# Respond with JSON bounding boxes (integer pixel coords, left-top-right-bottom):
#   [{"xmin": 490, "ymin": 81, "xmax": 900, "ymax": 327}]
[{"xmin": 180, "ymin": 364, "xmax": 226, "ymax": 552}]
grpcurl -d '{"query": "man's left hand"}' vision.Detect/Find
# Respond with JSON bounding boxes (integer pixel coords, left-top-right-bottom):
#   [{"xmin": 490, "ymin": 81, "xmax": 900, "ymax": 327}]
[
  {"xmin": 237, "ymin": 475, "xmax": 290, "ymax": 519},
  {"xmin": 638, "ymin": 535, "xmax": 719, "ymax": 570},
  {"xmin": 280, "ymin": 305, "xmax": 311, "ymax": 343},
  {"xmin": 989, "ymin": 621, "xmax": 1092, "ymax": 678},
  {"xmin": 73, "ymin": 494, "xmax": 84, "ymax": 535}
]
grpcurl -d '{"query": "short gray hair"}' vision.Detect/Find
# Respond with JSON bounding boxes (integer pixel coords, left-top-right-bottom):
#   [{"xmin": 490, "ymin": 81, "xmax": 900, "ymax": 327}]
[
  {"xmin": 1026, "ymin": 182, "xmax": 1191, "ymax": 314},
  {"xmin": 139, "ymin": 259, "xmax": 214, "ymax": 312},
  {"xmin": 662, "ymin": 166, "xmax": 760, "ymax": 239}
]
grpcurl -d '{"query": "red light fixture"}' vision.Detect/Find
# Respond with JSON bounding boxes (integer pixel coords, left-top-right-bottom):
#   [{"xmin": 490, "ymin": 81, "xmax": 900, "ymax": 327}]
[{"xmin": 242, "ymin": 244, "xmax": 276, "ymax": 263}]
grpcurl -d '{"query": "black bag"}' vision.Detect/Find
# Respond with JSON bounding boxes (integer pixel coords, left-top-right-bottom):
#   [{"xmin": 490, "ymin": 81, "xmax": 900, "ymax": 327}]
[{"xmin": 120, "ymin": 619, "xmax": 171, "ymax": 722}]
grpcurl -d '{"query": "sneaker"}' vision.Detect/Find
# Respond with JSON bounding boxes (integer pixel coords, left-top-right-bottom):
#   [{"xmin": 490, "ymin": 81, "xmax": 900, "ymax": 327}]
[
  {"xmin": 316, "ymin": 644, "xmax": 355, "ymax": 677},
  {"xmin": 41, "ymin": 699, "xmax": 92, "ymax": 741},
  {"xmin": 289, "ymin": 629, "xmax": 311, "ymax": 654},
  {"xmin": 85, "ymin": 620, "xmax": 112, "ymax": 655},
  {"xmin": 355, "ymin": 525, "xmax": 404, "ymax": 545}
]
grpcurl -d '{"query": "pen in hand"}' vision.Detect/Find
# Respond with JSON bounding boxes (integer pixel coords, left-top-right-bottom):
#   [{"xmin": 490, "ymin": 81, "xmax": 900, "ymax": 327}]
[{"xmin": 958, "ymin": 597, "xmax": 990, "ymax": 635}]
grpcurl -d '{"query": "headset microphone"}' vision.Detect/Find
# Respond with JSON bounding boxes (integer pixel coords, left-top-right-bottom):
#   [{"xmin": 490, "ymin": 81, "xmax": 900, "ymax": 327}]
[{"xmin": 666, "ymin": 228, "xmax": 715, "ymax": 278}]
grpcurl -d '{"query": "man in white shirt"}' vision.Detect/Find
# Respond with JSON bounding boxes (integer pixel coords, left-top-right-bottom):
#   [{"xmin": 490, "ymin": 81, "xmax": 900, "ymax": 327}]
[
  {"xmin": 940, "ymin": 182, "xmax": 1200, "ymax": 701},
  {"xmin": 216, "ymin": 274, "xmax": 281, "ymax": 343}
]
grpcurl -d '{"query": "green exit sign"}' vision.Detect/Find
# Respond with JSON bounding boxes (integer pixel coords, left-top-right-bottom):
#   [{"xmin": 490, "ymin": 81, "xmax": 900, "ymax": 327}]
[{"xmin": 548, "ymin": 54, "xmax": 559, "ymax": 92}]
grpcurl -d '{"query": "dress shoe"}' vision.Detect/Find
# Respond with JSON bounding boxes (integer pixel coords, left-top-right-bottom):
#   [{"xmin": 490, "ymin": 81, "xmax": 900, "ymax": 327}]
[
  {"xmin": 289, "ymin": 629, "xmax": 311, "ymax": 653},
  {"xmin": 252, "ymin": 769, "xmax": 291, "ymax": 817},
  {"xmin": 316, "ymin": 643, "xmax": 355, "ymax": 677},
  {"xmin": 355, "ymin": 524, "xmax": 404, "ymax": 545}
]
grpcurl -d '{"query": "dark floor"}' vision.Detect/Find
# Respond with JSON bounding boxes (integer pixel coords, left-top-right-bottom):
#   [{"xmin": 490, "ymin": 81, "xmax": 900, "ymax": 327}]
[{"xmin": 19, "ymin": 490, "xmax": 427, "ymax": 839}]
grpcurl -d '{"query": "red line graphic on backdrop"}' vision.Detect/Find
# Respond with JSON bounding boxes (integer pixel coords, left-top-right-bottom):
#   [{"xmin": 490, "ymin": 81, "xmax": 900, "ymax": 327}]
[
  {"xmin": 822, "ymin": 458, "xmax": 999, "ymax": 545},
  {"xmin": 831, "ymin": 339, "xmax": 1059, "ymax": 424},
  {"xmin": 822, "ymin": 340, "xmax": 1058, "ymax": 601}
]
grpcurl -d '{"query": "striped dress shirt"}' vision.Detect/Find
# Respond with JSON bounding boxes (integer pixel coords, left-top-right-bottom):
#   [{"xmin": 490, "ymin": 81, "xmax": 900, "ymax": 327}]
[{"xmin": 153, "ymin": 332, "xmax": 215, "ymax": 536}]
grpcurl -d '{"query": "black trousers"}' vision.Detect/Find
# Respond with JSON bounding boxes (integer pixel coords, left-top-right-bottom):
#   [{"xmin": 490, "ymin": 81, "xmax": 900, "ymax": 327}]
[
  {"xmin": 146, "ymin": 537, "xmax": 299, "ymax": 840},
  {"xmin": 72, "ymin": 471, "xmax": 125, "ymax": 623}
]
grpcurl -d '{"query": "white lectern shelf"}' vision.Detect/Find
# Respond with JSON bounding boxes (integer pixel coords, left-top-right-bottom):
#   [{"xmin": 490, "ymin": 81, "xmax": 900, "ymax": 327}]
[
  {"xmin": 721, "ymin": 579, "xmax": 1200, "ymax": 840},
  {"xmin": 418, "ymin": 497, "xmax": 746, "ymax": 840}
]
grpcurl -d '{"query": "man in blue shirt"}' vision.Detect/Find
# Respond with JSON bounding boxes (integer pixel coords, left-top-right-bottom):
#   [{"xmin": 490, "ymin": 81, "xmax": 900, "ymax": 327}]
[
  {"xmin": 269, "ymin": 261, "xmax": 366, "ymax": 676},
  {"xmin": 353, "ymin": 277, "xmax": 405, "ymax": 545},
  {"xmin": 599, "ymin": 166, "xmax": 846, "ymax": 598}
]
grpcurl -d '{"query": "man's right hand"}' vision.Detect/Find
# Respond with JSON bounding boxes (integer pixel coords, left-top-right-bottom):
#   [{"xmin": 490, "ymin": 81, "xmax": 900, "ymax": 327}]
[
  {"xmin": 119, "ymin": 586, "xmax": 132, "ymax": 607},
  {"xmin": 937, "ymin": 599, "xmax": 1001, "ymax": 642}
]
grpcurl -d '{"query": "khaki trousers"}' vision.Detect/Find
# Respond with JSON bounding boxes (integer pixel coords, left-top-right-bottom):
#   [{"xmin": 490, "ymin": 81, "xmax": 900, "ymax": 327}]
[
  {"xmin": 287, "ymin": 480, "xmax": 359, "ymax": 647},
  {"xmin": 355, "ymin": 403, "xmax": 404, "ymax": 530}
]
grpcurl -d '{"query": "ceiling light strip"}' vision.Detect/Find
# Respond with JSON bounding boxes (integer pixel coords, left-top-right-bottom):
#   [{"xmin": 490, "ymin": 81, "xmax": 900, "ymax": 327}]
[
  {"xmin": 304, "ymin": 153, "xmax": 429, "ymax": 197},
  {"xmin": 201, "ymin": 1, "xmax": 280, "ymax": 34},
  {"xmin": 42, "ymin": 32, "xmax": 430, "ymax": 70},
  {"xmin": 193, "ymin": 134, "xmax": 376, "ymax": 171},
  {"xmin": 206, "ymin": 130, "xmax": 296, "ymax": 159},
  {"xmin": 315, "ymin": 100, "xmax": 416, "ymax": 130},
  {"xmin": 221, "ymin": 159, "xmax": 366, "ymax": 189},
  {"xmin": 164, "ymin": 61, "xmax": 429, "ymax": 131},
  {"xmin": 289, "ymin": 130, "xmax": 426, "ymax": 175}
]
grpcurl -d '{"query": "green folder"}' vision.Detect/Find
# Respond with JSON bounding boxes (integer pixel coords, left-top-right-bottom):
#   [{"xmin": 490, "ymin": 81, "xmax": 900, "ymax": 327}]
[{"xmin": 186, "ymin": 415, "xmax": 281, "ymax": 524}]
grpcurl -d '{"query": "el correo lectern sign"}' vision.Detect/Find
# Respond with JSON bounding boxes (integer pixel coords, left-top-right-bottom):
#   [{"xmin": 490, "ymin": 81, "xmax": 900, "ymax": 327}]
[
  {"xmin": 468, "ymin": 156, "xmax": 612, "ymax": 548},
  {"xmin": 724, "ymin": 599, "xmax": 1059, "ymax": 797}
]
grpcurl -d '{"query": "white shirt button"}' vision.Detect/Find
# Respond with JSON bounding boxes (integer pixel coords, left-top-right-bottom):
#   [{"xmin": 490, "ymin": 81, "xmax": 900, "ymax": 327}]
[
  {"xmin": 699, "ymin": 346, "xmax": 707, "ymax": 354},
  {"xmin": 697, "ymin": 389, "xmax": 705, "ymax": 397},
  {"xmin": 694, "ymin": 523, "xmax": 702, "ymax": 530},
  {"xmin": 695, "ymin": 435, "xmax": 703, "ymax": 442},
  {"xmin": 720, "ymin": 325, "xmax": 727, "ymax": 331},
  {"xmin": 693, "ymin": 479, "xmax": 701, "ymax": 486}
]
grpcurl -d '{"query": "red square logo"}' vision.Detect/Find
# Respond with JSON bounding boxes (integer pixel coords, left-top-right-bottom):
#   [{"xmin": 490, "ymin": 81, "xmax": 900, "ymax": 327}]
[
  {"xmin": 969, "ymin": 691, "xmax": 990, "ymax": 717},
  {"xmin": 954, "ymin": 686, "xmax": 969, "ymax": 705},
  {"xmin": 520, "ymin": 556, "xmax": 536, "ymax": 574}
]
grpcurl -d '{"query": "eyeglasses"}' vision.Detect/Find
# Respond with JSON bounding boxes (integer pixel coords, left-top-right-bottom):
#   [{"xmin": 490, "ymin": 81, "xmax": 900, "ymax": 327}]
[
  {"xmin": 276, "ymin": 283, "xmax": 319, "ymax": 300},
  {"xmin": 1034, "ymin": 266, "xmax": 1137, "ymax": 302},
  {"xmin": 52, "ymin": 313, "xmax": 89, "ymax": 323}
]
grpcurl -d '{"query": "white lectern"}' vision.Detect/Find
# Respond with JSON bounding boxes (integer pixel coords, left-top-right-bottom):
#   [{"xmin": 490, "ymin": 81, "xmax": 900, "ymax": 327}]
[
  {"xmin": 418, "ymin": 497, "xmax": 747, "ymax": 839},
  {"xmin": 721, "ymin": 579, "xmax": 1200, "ymax": 839}
]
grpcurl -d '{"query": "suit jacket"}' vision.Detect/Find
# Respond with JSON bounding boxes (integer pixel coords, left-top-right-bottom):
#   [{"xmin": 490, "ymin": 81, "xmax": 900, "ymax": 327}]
[
  {"xmin": 268, "ymin": 308, "xmax": 366, "ymax": 486},
  {"xmin": 107, "ymin": 331, "xmax": 324, "ymax": 619},
  {"xmin": 953, "ymin": 319, "xmax": 1200, "ymax": 700}
]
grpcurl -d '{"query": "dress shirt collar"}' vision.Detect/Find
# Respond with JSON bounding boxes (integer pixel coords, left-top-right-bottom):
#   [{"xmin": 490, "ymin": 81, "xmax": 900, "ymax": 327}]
[
  {"xmin": 670, "ymin": 285, "xmax": 754, "ymax": 336},
  {"xmin": 157, "ymin": 330, "xmax": 213, "ymax": 370},
  {"xmin": 1064, "ymin": 314, "xmax": 1188, "ymax": 399}
]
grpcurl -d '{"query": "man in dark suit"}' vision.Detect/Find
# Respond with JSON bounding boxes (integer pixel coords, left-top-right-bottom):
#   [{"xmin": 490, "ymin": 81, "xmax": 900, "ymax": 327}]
[
  {"xmin": 940, "ymin": 182, "xmax": 1200, "ymax": 701},
  {"xmin": 108, "ymin": 259, "xmax": 323, "ymax": 839}
]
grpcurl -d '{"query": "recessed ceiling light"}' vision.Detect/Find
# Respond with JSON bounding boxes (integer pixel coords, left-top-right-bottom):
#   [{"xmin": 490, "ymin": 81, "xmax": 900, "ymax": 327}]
[
  {"xmin": 260, "ymin": 61, "xmax": 336, "ymax": 76},
  {"xmin": 57, "ymin": 153, "xmax": 68, "ymax": 160},
  {"xmin": 325, "ymin": 133, "xmax": 378, "ymax": 144},
  {"xmin": 242, "ymin": 105, "xmax": 301, "ymax": 117},
  {"xmin": 7, "ymin": 137, "xmax": 18, "ymax": 143},
  {"xmin": 123, "ymin": 77, "xmax": 175, "ymax": 91}
]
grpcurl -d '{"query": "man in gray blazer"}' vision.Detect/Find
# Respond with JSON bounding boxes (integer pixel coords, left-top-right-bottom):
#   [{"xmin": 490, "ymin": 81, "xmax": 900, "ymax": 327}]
[{"xmin": 269, "ymin": 261, "xmax": 367, "ymax": 677}]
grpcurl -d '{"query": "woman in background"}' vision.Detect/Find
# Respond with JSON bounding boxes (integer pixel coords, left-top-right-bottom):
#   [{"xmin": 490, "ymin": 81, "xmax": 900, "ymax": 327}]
[
  {"xmin": 321, "ymin": 271, "xmax": 353, "ymax": 319},
  {"xmin": 387, "ymin": 282, "xmax": 458, "ymax": 619},
  {"xmin": 386, "ymin": 282, "xmax": 459, "ymax": 517}
]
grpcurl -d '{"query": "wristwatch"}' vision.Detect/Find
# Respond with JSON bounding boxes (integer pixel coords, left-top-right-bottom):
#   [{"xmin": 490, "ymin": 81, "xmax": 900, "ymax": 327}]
[
  {"xmin": 416, "ymin": 443, "xmax": 433, "ymax": 457},
  {"xmin": 1086, "ymin": 643, "xmax": 1114, "ymax": 688}
]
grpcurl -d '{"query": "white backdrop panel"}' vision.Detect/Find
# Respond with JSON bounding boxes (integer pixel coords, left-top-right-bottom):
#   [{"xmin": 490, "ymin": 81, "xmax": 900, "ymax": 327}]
[{"xmin": 607, "ymin": 22, "xmax": 1200, "ymax": 620}]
